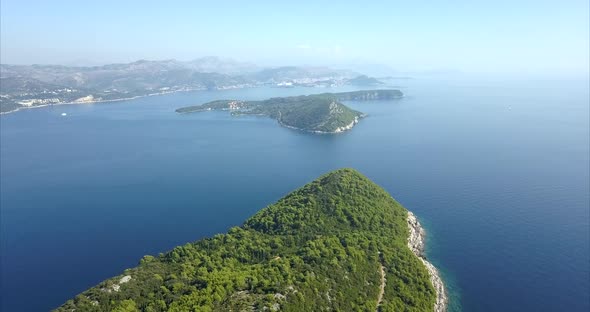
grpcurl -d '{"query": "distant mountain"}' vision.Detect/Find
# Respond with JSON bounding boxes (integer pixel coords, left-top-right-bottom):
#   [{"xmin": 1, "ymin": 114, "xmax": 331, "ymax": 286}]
[
  {"xmin": 346, "ymin": 75, "xmax": 384, "ymax": 86},
  {"xmin": 335, "ymin": 63, "xmax": 399, "ymax": 77},
  {"xmin": 55, "ymin": 168, "xmax": 437, "ymax": 312},
  {"xmin": 176, "ymin": 90, "xmax": 403, "ymax": 133},
  {"xmin": 249, "ymin": 66, "xmax": 355, "ymax": 83},
  {"xmin": 0, "ymin": 59, "xmax": 364, "ymax": 114},
  {"xmin": 185, "ymin": 56, "xmax": 260, "ymax": 75},
  {"xmin": 1, "ymin": 59, "xmax": 241, "ymax": 91}
]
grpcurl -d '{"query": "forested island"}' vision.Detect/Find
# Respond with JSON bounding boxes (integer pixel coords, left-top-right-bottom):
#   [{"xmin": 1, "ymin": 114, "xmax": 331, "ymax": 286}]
[
  {"xmin": 176, "ymin": 90, "xmax": 403, "ymax": 133},
  {"xmin": 55, "ymin": 168, "xmax": 445, "ymax": 312}
]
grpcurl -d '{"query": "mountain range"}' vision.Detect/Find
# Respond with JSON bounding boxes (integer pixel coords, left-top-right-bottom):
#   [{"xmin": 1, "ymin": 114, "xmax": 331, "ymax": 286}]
[{"xmin": 0, "ymin": 57, "xmax": 385, "ymax": 113}]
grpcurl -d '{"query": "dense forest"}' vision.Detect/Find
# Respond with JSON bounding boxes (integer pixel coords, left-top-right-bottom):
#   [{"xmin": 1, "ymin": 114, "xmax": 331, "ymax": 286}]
[{"xmin": 56, "ymin": 168, "xmax": 435, "ymax": 312}]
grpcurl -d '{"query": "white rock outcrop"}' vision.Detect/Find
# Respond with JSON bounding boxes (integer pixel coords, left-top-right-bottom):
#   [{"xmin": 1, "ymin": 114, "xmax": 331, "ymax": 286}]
[{"xmin": 407, "ymin": 212, "xmax": 448, "ymax": 312}]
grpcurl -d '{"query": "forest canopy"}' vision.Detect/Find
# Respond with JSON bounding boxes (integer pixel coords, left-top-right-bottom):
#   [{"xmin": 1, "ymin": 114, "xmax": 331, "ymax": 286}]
[{"xmin": 56, "ymin": 168, "xmax": 435, "ymax": 312}]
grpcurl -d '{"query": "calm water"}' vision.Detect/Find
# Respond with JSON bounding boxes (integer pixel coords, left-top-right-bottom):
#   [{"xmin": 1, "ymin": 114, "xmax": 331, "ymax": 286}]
[{"xmin": 1, "ymin": 77, "xmax": 588, "ymax": 311}]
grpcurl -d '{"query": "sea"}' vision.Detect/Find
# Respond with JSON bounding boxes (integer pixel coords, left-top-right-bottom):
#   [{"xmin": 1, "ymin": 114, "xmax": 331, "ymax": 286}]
[{"xmin": 1, "ymin": 75, "xmax": 588, "ymax": 311}]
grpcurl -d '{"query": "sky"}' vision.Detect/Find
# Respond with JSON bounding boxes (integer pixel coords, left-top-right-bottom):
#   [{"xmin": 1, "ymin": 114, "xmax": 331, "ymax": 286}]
[{"xmin": 1, "ymin": 0, "xmax": 589, "ymax": 75}]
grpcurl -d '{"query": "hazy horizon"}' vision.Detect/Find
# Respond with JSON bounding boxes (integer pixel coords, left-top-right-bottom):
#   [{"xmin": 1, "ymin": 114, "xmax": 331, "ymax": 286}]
[
  {"xmin": 1, "ymin": 0, "xmax": 589, "ymax": 76},
  {"xmin": 1, "ymin": 2, "xmax": 589, "ymax": 311}
]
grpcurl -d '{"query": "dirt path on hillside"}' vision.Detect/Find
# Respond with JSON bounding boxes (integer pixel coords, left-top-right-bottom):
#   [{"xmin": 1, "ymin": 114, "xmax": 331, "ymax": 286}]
[{"xmin": 376, "ymin": 254, "xmax": 386, "ymax": 311}]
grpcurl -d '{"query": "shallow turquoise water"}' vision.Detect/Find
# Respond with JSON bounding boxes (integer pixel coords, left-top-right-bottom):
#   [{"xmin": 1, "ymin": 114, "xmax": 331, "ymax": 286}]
[{"xmin": 1, "ymin": 77, "xmax": 588, "ymax": 311}]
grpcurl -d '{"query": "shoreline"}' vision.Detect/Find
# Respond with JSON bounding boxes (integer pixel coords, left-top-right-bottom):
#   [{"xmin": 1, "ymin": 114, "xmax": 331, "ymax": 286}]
[
  {"xmin": 0, "ymin": 87, "xmax": 217, "ymax": 115},
  {"xmin": 407, "ymin": 211, "xmax": 448, "ymax": 312},
  {"xmin": 277, "ymin": 114, "xmax": 364, "ymax": 134},
  {"xmin": 1, "ymin": 94, "xmax": 154, "ymax": 115}
]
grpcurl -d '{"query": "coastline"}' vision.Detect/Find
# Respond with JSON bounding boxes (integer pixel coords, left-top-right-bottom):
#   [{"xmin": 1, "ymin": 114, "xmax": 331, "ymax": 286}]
[
  {"xmin": 407, "ymin": 211, "xmax": 448, "ymax": 312},
  {"xmin": 0, "ymin": 87, "xmax": 214, "ymax": 115},
  {"xmin": 0, "ymin": 95, "xmax": 145, "ymax": 115},
  {"xmin": 1, "ymin": 94, "xmax": 152, "ymax": 115},
  {"xmin": 277, "ymin": 114, "xmax": 364, "ymax": 134}
]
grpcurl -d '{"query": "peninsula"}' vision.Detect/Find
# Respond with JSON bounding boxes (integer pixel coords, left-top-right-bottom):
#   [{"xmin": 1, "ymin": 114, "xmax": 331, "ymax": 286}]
[
  {"xmin": 55, "ymin": 168, "xmax": 445, "ymax": 312},
  {"xmin": 176, "ymin": 89, "xmax": 403, "ymax": 133}
]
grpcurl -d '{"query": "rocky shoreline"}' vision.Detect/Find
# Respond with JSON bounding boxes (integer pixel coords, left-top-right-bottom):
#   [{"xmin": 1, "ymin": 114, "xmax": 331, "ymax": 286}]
[
  {"xmin": 277, "ymin": 115, "xmax": 363, "ymax": 134},
  {"xmin": 407, "ymin": 211, "xmax": 448, "ymax": 312}
]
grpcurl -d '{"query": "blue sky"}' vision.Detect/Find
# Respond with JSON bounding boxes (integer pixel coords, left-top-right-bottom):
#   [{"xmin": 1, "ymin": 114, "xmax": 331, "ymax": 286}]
[{"xmin": 1, "ymin": 0, "xmax": 588, "ymax": 74}]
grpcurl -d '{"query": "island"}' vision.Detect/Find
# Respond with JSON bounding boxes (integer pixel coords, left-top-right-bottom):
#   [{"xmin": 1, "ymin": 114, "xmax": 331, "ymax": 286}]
[
  {"xmin": 176, "ymin": 90, "xmax": 403, "ymax": 133},
  {"xmin": 346, "ymin": 75, "xmax": 384, "ymax": 86},
  {"xmin": 55, "ymin": 168, "xmax": 445, "ymax": 312}
]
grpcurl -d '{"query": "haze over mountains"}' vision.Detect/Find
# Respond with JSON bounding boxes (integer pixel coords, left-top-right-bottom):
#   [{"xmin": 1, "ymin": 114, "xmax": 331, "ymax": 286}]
[{"xmin": 0, "ymin": 56, "xmax": 388, "ymax": 113}]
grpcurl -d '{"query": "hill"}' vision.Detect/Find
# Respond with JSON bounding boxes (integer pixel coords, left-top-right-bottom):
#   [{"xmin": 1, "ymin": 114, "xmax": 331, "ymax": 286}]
[
  {"xmin": 0, "ymin": 59, "xmax": 359, "ymax": 113},
  {"xmin": 55, "ymin": 169, "xmax": 437, "ymax": 312},
  {"xmin": 331, "ymin": 89, "xmax": 403, "ymax": 101},
  {"xmin": 346, "ymin": 75, "xmax": 384, "ymax": 86},
  {"xmin": 175, "ymin": 90, "xmax": 403, "ymax": 133}
]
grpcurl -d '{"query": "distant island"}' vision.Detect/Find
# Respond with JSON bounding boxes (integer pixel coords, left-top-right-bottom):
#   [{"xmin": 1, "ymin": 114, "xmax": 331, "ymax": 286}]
[
  {"xmin": 176, "ymin": 90, "xmax": 403, "ymax": 133},
  {"xmin": 55, "ymin": 168, "xmax": 446, "ymax": 312},
  {"xmin": 0, "ymin": 58, "xmax": 386, "ymax": 114},
  {"xmin": 346, "ymin": 75, "xmax": 384, "ymax": 86}
]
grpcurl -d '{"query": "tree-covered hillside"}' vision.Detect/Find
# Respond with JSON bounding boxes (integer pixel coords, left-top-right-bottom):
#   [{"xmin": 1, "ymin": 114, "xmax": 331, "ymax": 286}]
[
  {"xmin": 55, "ymin": 169, "xmax": 435, "ymax": 312},
  {"xmin": 242, "ymin": 95, "xmax": 363, "ymax": 133},
  {"xmin": 175, "ymin": 90, "xmax": 403, "ymax": 133},
  {"xmin": 330, "ymin": 89, "xmax": 403, "ymax": 101}
]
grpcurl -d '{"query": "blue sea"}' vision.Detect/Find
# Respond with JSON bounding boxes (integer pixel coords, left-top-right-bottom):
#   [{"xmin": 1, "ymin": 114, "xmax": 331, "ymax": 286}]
[{"xmin": 1, "ymin": 76, "xmax": 588, "ymax": 311}]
